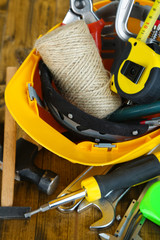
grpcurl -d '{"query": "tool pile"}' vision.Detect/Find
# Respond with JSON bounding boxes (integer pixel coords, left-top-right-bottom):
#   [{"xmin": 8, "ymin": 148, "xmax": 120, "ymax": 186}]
[{"xmin": 3, "ymin": 0, "xmax": 160, "ymax": 238}]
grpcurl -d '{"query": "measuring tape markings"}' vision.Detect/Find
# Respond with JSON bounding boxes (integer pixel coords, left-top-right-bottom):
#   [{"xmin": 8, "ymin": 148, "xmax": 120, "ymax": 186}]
[{"xmin": 137, "ymin": 0, "xmax": 160, "ymax": 42}]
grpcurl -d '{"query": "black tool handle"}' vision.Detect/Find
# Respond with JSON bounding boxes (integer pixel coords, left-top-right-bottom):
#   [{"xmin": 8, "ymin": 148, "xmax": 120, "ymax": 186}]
[{"xmin": 94, "ymin": 154, "xmax": 160, "ymax": 198}]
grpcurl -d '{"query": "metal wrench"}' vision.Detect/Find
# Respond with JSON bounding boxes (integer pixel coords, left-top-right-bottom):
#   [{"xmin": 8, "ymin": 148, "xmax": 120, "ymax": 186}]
[
  {"xmin": 57, "ymin": 165, "xmax": 130, "ymax": 230},
  {"xmin": 77, "ymin": 187, "xmax": 130, "ymax": 230},
  {"xmin": 63, "ymin": 0, "xmax": 99, "ymax": 24},
  {"xmin": 77, "ymin": 146, "xmax": 160, "ymax": 230},
  {"xmin": 57, "ymin": 164, "xmax": 130, "ymax": 230},
  {"xmin": 99, "ymin": 178, "xmax": 159, "ymax": 240}
]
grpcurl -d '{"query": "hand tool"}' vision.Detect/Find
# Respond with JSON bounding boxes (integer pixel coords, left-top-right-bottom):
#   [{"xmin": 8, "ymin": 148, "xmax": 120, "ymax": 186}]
[
  {"xmin": 57, "ymin": 165, "xmax": 129, "ymax": 229},
  {"xmin": 63, "ymin": 0, "xmax": 99, "ymax": 24},
  {"xmin": 95, "ymin": 1, "xmax": 152, "ymax": 28},
  {"xmin": 115, "ymin": 0, "xmax": 160, "ymax": 43},
  {"xmin": 115, "ymin": 0, "xmax": 135, "ymax": 42},
  {"xmin": 63, "ymin": 0, "xmax": 105, "ymax": 51},
  {"xmin": 99, "ymin": 177, "xmax": 159, "ymax": 240},
  {"xmin": 140, "ymin": 118, "xmax": 160, "ymax": 127},
  {"xmin": 24, "ymin": 149, "xmax": 160, "ymax": 218},
  {"xmin": 77, "ymin": 188, "xmax": 130, "ymax": 230},
  {"xmin": 140, "ymin": 180, "xmax": 160, "ymax": 226},
  {"xmin": 57, "ymin": 165, "xmax": 113, "ymax": 213},
  {"xmin": 0, "ymin": 138, "xmax": 59, "ymax": 195},
  {"xmin": 107, "ymin": 101, "xmax": 160, "ymax": 122},
  {"xmin": 77, "ymin": 145, "xmax": 159, "ymax": 230},
  {"xmin": 96, "ymin": 1, "xmax": 154, "ymax": 72},
  {"xmin": 149, "ymin": 20, "xmax": 160, "ymax": 42},
  {"xmin": 5, "ymin": 0, "xmax": 160, "ymax": 168},
  {"xmin": 111, "ymin": 0, "xmax": 160, "ymax": 104},
  {"xmin": 136, "ymin": 0, "xmax": 160, "ymax": 43}
]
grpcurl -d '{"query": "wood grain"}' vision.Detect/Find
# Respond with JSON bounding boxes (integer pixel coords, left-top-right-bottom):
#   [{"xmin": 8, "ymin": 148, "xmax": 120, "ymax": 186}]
[
  {"xmin": 0, "ymin": 0, "xmax": 159, "ymax": 239},
  {"xmin": 0, "ymin": 84, "xmax": 5, "ymax": 123},
  {"xmin": 1, "ymin": 67, "xmax": 17, "ymax": 206}
]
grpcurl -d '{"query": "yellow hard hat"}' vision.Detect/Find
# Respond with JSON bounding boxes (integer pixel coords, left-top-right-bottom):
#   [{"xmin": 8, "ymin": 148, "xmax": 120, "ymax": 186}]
[{"xmin": 5, "ymin": 0, "xmax": 160, "ymax": 166}]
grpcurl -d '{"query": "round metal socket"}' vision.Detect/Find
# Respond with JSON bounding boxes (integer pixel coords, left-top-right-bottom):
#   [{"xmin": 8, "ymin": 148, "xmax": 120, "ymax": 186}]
[{"xmin": 38, "ymin": 170, "xmax": 59, "ymax": 195}]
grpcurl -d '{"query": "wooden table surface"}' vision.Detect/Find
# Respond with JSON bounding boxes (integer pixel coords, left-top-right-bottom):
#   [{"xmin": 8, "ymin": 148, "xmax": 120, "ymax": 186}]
[{"xmin": 0, "ymin": 0, "xmax": 159, "ymax": 239}]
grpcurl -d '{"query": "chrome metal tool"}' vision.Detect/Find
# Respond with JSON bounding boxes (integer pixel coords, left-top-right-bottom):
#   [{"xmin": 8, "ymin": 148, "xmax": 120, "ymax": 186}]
[
  {"xmin": 24, "ymin": 144, "xmax": 160, "ymax": 219},
  {"xmin": 115, "ymin": 0, "xmax": 135, "ymax": 41},
  {"xmin": 57, "ymin": 165, "xmax": 113, "ymax": 213},
  {"xmin": 63, "ymin": 0, "xmax": 99, "ymax": 24},
  {"xmin": 57, "ymin": 165, "xmax": 130, "ymax": 230},
  {"xmin": 77, "ymin": 188, "xmax": 130, "ymax": 230},
  {"xmin": 115, "ymin": 0, "xmax": 160, "ymax": 42},
  {"xmin": 95, "ymin": 1, "xmax": 151, "ymax": 24},
  {"xmin": 77, "ymin": 146, "xmax": 160, "ymax": 230},
  {"xmin": 99, "ymin": 178, "xmax": 159, "ymax": 240},
  {"xmin": 24, "ymin": 189, "xmax": 86, "ymax": 218}
]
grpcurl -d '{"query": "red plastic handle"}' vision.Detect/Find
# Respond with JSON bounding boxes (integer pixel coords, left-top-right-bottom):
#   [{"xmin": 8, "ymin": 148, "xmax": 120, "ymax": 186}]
[
  {"xmin": 62, "ymin": 18, "xmax": 105, "ymax": 52},
  {"xmin": 88, "ymin": 19, "xmax": 105, "ymax": 52}
]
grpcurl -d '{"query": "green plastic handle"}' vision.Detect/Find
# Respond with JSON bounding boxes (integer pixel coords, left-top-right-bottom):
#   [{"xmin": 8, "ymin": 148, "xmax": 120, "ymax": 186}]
[
  {"xmin": 140, "ymin": 181, "xmax": 160, "ymax": 226},
  {"xmin": 107, "ymin": 101, "xmax": 160, "ymax": 122}
]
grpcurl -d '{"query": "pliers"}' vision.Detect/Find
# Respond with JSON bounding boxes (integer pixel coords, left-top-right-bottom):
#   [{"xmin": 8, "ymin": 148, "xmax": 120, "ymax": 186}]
[
  {"xmin": 63, "ymin": 0, "xmax": 99, "ymax": 24},
  {"xmin": 63, "ymin": 0, "xmax": 105, "ymax": 51}
]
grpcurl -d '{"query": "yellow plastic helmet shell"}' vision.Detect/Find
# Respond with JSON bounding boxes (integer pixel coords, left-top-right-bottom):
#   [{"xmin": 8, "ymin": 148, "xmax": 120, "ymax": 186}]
[{"xmin": 5, "ymin": 0, "xmax": 159, "ymax": 166}]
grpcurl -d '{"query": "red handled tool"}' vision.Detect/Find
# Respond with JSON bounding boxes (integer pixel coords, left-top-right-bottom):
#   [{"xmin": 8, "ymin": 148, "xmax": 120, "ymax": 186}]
[{"xmin": 62, "ymin": 0, "xmax": 105, "ymax": 51}]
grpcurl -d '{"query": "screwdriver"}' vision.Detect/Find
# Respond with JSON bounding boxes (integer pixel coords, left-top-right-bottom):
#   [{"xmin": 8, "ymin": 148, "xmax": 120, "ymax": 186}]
[{"xmin": 24, "ymin": 150, "xmax": 160, "ymax": 218}]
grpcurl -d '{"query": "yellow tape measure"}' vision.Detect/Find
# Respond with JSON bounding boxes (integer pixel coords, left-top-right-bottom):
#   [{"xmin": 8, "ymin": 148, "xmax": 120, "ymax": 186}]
[
  {"xmin": 137, "ymin": 0, "xmax": 160, "ymax": 42},
  {"xmin": 110, "ymin": 0, "xmax": 160, "ymax": 104}
]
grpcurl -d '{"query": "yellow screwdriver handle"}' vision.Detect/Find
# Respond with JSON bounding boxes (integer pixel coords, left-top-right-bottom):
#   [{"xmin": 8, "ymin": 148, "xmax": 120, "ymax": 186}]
[{"xmin": 137, "ymin": 0, "xmax": 160, "ymax": 42}]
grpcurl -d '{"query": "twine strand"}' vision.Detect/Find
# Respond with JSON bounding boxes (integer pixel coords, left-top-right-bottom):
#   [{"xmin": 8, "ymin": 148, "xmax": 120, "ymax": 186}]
[{"xmin": 35, "ymin": 20, "xmax": 121, "ymax": 118}]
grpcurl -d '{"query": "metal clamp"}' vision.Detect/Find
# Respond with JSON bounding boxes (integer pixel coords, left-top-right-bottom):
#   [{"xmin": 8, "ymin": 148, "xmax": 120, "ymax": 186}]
[{"xmin": 115, "ymin": 0, "xmax": 136, "ymax": 41}]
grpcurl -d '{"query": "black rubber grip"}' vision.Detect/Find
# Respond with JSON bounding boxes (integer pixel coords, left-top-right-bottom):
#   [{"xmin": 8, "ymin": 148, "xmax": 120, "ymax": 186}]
[{"xmin": 94, "ymin": 154, "xmax": 160, "ymax": 198}]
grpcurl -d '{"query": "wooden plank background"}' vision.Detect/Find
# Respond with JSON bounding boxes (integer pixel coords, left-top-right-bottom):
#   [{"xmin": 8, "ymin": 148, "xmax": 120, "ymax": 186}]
[{"xmin": 0, "ymin": 0, "xmax": 159, "ymax": 239}]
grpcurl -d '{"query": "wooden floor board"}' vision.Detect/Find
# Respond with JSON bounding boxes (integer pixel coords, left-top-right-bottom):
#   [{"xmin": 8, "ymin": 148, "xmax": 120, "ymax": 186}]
[
  {"xmin": 0, "ymin": 0, "xmax": 159, "ymax": 239},
  {"xmin": 0, "ymin": 0, "xmax": 8, "ymax": 11}
]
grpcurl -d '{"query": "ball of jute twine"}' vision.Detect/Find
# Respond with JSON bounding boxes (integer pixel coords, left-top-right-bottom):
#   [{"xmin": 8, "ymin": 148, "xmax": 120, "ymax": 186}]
[{"xmin": 35, "ymin": 20, "xmax": 121, "ymax": 118}]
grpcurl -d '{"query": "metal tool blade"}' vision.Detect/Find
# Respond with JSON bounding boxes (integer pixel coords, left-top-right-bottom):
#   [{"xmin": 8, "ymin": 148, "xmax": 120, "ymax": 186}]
[
  {"xmin": 77, "ymin": 188, "xmax": 130, "ymax": 230},
  {"xmin": 115, "ymin": 0, "xmax": 136, "ymax": 41},
  {"xmin": 130, "ymin": 216, "xmax": 145, "ymax": 240},
  {"xmin": 98, "ymin": 177, "xmax": 159, "ymax": 240},
  {"xmin": 57, "ymin": 165, "xmax": 113, "ymax": 213}
]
